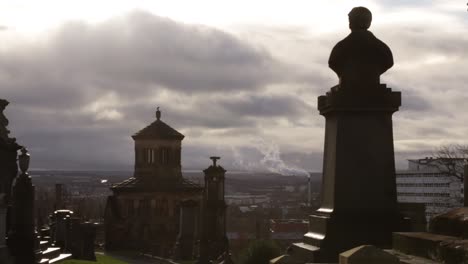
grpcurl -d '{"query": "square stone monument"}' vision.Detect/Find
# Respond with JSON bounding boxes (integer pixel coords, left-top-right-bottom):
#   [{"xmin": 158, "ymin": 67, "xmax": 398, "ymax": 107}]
[{"xmin": 287, "ymin": 7, "xmax": 405, "ymax": 263}]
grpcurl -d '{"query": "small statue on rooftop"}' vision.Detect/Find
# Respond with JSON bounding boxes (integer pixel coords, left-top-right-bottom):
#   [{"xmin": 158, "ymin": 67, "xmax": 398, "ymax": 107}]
[{"xmin": 328, "ymin": 7, "xmax": 393, "ymax": 90}]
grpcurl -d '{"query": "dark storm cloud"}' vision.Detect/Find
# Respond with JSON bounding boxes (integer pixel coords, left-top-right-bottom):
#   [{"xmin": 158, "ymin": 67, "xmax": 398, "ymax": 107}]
[
  {"xmin": 222, "ymin": 94, "xmax": 312, "ymax": 117},
  {"xmin": 0, "ymin": 11, "xmax": 304, "ymax": 170},
  {"xmin": 3, "ymin": 7, "xmax": 467, "ymax": 171},
  {"xmin": 18, "ymin": 127, "xmax": 135, "ymax": 170},
  {"xmin": 0, "ymin": 10, "xmax": 284, "ymax": 110},
  {"xmin": 120, "ymin": 92, "xmax": 312, "ymax": 131},
  {"xmin": 47, "ymin": 12, "xmax": 280, "ymax": 92}
]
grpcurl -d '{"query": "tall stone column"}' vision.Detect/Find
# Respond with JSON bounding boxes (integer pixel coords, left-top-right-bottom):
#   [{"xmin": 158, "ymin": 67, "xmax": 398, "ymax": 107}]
[
  {"xmin": 197, "ymin": 157, "xmax": 228, "ymax": 264},
  {"xmin": 291, "ymin": 86, "xmax": 402, "ymax": 262},
  {"xmin": 287, "ymin": 7, "xmax": 405, "ymax": 263},
  {"xmin": 9, "ymin": 148, "xmax": 38, "ymax": 264}
]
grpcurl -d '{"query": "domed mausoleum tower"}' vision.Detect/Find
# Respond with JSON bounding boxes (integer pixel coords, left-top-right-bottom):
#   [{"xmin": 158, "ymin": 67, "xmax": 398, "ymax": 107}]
[
  {"xmin": 105, "ymin": 108, "xmax": 202, "ymax": 257},
  {"xmin": 132, "ymin": 107, "xmax": 184, "ymax": 180}
]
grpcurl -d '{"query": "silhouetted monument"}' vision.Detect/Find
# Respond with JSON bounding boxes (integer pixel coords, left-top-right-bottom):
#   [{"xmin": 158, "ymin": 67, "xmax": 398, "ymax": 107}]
[
  {"xmin": 9, "ymin": 147, "xmax": 39, "ymax": 263},
  {"xmin": 0, "ymin": 99, "xmax": 20, "ymax": 264},
  {"xmin": 105, "ymin": 108, "xmax": 202, "ymax": 256},
  {"xmin": 286, "ymin": 7, "xmax": 403, "ymax": 263},
  {"xmin": 0, "ymin": 100, "xmax": 72, "ymax": 263},
  {"xmin": 197, "ymin": 157, "xmax": 229, "ymax": 264}
]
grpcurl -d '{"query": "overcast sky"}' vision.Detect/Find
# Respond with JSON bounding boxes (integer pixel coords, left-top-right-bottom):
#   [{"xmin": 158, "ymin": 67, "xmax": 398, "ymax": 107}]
[{"xmin": 1, "ymin": 1, "xmax": 467, "ymax": 172}]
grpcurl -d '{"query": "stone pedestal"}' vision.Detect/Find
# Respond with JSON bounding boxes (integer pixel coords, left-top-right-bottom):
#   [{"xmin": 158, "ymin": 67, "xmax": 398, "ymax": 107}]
[
  {"xmin": 290, "ymin": 85, "xmax": 403, "ymax": 262},
  {"xmin": 9, "ymin": 172, "xmax": 36, "ymax": 263}
]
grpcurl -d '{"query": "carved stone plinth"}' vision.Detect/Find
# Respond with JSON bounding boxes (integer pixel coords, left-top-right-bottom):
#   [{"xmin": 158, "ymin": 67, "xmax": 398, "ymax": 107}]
[{"xmin": 289, "ymin": 85, "xmax": 404, "ymax": 263}]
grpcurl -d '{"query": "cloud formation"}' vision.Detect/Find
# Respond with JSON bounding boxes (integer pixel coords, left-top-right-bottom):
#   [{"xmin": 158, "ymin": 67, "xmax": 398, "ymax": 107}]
[
  {"xmin": 2, "ymin": 3, "xmax": 468, "ymax": 172},
  {"xmin": 1, "ymin": 11, "xmax": 310, "ymax": 170}
]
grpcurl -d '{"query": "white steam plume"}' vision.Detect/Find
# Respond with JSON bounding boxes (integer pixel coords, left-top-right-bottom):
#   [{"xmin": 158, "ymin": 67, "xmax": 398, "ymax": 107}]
[{"xmin": 231, "ymin": 138, "xmax": 312, "ymax": 205}]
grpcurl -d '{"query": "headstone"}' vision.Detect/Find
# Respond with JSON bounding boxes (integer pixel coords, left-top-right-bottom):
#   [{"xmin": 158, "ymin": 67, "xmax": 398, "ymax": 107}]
[
  {"xmin": 339, "ymin": 245, "xmax": 399, "ymax": 264},
  {"xmin": 70, "ymin": 221, "xmax": 97, "ymax": 261},
  {"xmin": 51, "ymin": 210, "xmax": 73, "ymax": 250},
  {"xmin": 288, "ymin": 7, "xmax": 404, "ymax": 263},
  {"xmin": 55, "ymin": 184, "xmax": 64, "ymax": 210}
]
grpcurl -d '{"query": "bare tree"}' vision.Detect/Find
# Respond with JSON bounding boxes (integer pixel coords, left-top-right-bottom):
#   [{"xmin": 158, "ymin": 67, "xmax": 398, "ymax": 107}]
[{"xmin": 428, "ymin": 144, "xmax": 468, "ymax": 182}]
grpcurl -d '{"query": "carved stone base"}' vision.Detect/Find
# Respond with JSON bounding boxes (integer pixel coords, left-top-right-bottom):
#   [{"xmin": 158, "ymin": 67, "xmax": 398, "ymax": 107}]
[
  {"xmin": 289, "ymin": 209, "xmax": 406, "ymax": 263},
  {"xmin": 288, "ymin": 85, "xmax": 405, "ymax": 263}
]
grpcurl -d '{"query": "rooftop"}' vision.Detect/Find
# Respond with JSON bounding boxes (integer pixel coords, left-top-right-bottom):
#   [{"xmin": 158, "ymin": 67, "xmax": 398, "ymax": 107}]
[{"xmin": 132, "ymin": 107, "xmax": 184, "ymax": 140}]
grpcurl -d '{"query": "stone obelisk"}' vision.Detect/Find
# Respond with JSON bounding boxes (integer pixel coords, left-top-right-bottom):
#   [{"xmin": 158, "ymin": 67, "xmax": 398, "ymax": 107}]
[{"xmin": 289, "ymin": 7, "xmax": 403, "ymax": 263}]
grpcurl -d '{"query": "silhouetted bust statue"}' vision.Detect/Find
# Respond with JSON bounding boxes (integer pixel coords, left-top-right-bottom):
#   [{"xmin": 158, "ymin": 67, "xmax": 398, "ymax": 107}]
[{"xmin": 329, "ymin": 7, "xmax": 393, "ymax": 90}]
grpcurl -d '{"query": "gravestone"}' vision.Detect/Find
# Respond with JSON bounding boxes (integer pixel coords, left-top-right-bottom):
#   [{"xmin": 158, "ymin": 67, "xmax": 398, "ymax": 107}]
[
  {"xmin": 288, "ymin": 7, "xmax": 404, "ymax": 263},
  {"xmin": 51, "ymin": 210, "xmax": 73, "ymax": 250},
  {"xmin": 70, "ymin": 221, "xmax": 97, "ymax": 261}
]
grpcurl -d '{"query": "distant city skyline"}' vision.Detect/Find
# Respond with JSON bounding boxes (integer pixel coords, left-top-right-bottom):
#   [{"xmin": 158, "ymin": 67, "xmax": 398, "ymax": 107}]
[{"xmin": 1, "ymin": 1, "xmax": 467, "ymax": 171}]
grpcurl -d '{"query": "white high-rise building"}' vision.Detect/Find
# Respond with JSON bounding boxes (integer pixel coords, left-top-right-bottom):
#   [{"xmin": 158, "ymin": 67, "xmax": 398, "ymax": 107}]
[{"xmin": 396, "ymin": 158, "xmax": 464, "ymax": 222}]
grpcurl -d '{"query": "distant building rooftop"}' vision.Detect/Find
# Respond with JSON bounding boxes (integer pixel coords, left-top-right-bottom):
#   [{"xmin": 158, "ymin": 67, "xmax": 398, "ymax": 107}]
[{"xmin": 132, "ymin": 108, "xmax": 184, "ymax": 140}]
